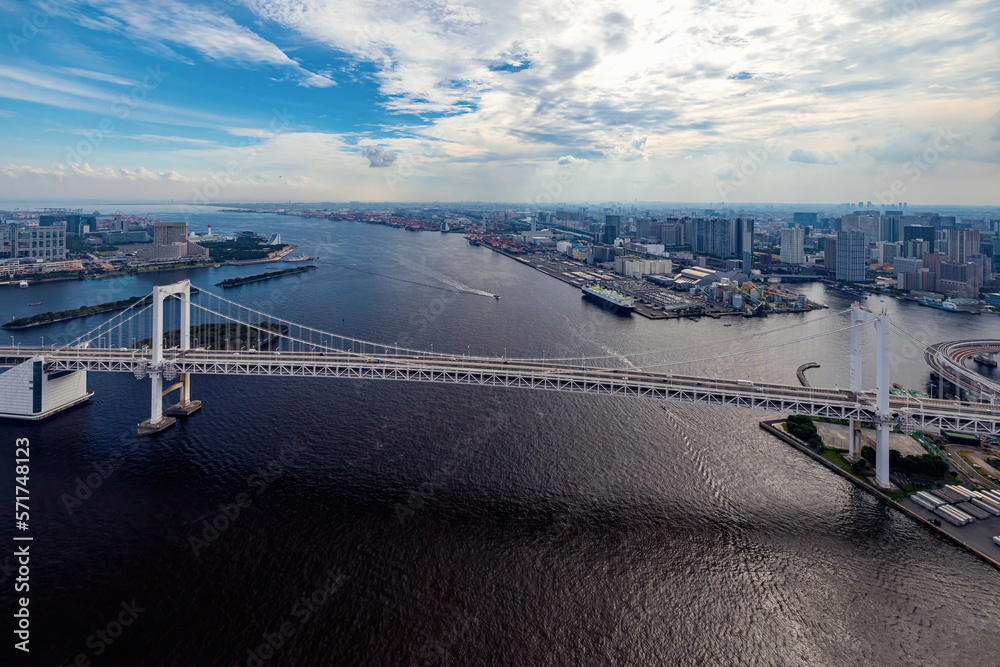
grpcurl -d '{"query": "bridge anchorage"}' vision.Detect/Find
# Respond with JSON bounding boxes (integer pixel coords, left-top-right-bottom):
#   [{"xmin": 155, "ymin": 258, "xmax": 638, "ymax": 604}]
[{"xmin": 1, "ymin": 282, "xmax": 999, "ymax": 491}]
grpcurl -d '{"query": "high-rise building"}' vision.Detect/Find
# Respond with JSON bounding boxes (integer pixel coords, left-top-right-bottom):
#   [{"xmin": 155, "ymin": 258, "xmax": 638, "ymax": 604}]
[
  {"xmin": 945, "ymin": 228, "xmax": 980, "ymax": 264},
  {"xmin": 153, "ymin": 222, "xmax": 188, "ymax": 246},
  {"xmin": 660, "ymin": 221, "xmax": 683, "ymax": 247},
  {"xmin": 600, "ymin": 224, "xmax": 617, "ymax": 245},
  {"xmin": 605, "ymin": 215, "xmax": 623, "ymax": 235},
  {"xmin": 879, "ymin": 213, "xmax": 902, "ymax": 242},
  {"xmin": 691, "ymin": 217, "xmax": 753, "ymax": 269},
  {"xmin": 823, "ymin": 237, "xmax": 837, "ymax": 270},
  {"xmin": 836, "ymin": 230, "xmax": 866, "ymax": 282},
  {"xmin": 841, "ymin": 212, "xmax": 879, "ymax": 244},
  {"xmin": 780, "ymin": 227, "xmax": 805, "ymax": 265},
  {"xmin": 903, "ymin": 225, "xmax": 935, "ymax": 253}
]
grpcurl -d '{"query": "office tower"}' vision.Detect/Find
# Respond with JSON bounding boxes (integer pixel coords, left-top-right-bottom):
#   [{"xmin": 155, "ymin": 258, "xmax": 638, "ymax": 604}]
[{"xmin": 836, "ymin": 230, "xmax": 866, "ymax": 282}]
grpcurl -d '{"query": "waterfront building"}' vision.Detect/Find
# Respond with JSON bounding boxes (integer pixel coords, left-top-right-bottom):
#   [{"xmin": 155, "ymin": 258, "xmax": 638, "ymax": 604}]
[
  {"xmin": 136, "ymin": 221, "xmax": 208, "ymax": 262},
  {"xmin": 937, "ymin": 261, "xmax": 980, "ymax": 298}
]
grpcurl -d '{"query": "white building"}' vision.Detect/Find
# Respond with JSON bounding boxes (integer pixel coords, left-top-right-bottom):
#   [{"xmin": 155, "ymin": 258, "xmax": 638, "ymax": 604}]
[{"xmin": 614, "ymin": 256, "xmax": 672, "ymax": 278}]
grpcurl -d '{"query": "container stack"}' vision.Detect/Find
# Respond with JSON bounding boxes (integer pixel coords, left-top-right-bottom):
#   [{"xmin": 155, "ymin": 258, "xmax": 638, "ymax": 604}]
[
  {"xmin": 929, "ymin": 486, "xmax": 967, "ymax": 504},
  {"xmin": 912, "ymin": 491, "xmax": 945, "ymax": 511},
  {"xmin": 969, "ymin": 492, "xmax": 1000, "ymax": 516},
  {"xmin": 955, "ymin": 502, "xmax": 990, "ymax": 521},
  {"xmin": 913, "ymin": 485, "xmax": 997, "ymax": 526},
  {"xmin": 934, "ymin": 504, "xmax": 975, "ymax": 526}
]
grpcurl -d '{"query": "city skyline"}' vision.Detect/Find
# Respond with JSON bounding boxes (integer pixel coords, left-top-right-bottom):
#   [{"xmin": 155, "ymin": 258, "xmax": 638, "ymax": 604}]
[{"xmin": 1, "ymin": 0, "xmax": 998, "ymax": 204}]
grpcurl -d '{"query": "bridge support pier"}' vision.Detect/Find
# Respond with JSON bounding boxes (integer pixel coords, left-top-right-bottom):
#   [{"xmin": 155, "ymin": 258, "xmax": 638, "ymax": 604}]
[
  {"xmin": 876, "ymin": 421, "xmax": 891, "ymax": 489},
  {"xmin": 165, "ymin": 372, "xmax": 201, "ymax": 416},
  {"xmin": 138, "ymin": 369, "xmax": 175, "ymax": 435}
]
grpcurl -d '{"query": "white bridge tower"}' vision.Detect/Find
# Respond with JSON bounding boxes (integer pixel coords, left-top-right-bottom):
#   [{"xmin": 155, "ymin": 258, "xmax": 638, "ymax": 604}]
[
  {"xmin": 848, "ymin": 303, "xmax": 893, "ymax": 489},
  {"xmin": 138, "ymin": 279, "xmax": 201, "ymax": 435}
]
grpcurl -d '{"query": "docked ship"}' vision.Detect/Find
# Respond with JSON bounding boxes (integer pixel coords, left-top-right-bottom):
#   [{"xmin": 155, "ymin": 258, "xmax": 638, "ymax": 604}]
[
  {"xmin": 581, "ymin": 285, "xmax": 635, "ymax": 313},
  {"xmin": 282, "ymin": 255, "xmax": 315, "ymax": 263},
  {"xmin": 916, "ymin": 297, "xmax": 961, "ymax": 312}
]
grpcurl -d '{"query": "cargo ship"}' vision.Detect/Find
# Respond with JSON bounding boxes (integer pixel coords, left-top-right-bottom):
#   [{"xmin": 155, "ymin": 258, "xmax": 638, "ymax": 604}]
[
  {"xmin": 282, "ymin": 255, "xmax": 315, "ymax": 263},
  {"xmin": 581, "ymin": 285, "xmax": 634, "ymax": 313}
]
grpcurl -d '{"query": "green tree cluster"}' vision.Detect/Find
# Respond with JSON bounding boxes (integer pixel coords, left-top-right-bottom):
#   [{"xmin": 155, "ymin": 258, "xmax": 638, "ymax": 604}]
[
  {"xmin": 860, "ymin": 446, "xmax": 949, "ymax": 478},
  {"xmin": 786, "ymin": 415, "xmax": 823, "ymax": 449}
]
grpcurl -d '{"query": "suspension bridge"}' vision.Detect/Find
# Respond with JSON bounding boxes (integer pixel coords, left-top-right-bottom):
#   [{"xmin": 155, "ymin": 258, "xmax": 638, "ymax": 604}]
[{"xmin": 1, "ymin": 279, "xmax": 998, "ymax": 490}]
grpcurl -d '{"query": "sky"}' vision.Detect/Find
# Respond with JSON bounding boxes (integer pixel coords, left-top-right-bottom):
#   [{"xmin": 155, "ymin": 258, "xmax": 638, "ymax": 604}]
[{"xmin": 0, "ymin": 0, "xmax": 998, "ymax": 205}]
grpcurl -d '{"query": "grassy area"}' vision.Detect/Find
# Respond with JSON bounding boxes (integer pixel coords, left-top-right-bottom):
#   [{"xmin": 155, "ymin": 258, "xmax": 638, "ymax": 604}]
[{"xmin": 820, "ymin": 448, "xmax": 849, "ymax": 468}]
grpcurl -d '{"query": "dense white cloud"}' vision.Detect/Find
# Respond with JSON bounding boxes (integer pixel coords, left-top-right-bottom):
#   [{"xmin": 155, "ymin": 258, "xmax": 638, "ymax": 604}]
[{"xmin": 2, "ymin": 0, "xmax": 998, "ymax": 202}]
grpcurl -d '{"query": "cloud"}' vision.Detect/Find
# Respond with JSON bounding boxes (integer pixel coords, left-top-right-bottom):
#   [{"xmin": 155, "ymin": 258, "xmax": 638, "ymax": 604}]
[
  {"xmin": 1, "ymin": 162, "xmax": 194, "ymax": 181},
  {"xmin": 57, "ymin": 0, "xmax": 334, "ymax": 88},
  {"xmin": 6, "ymin": 0, "xmax": 1000, "ymax": 203},
  {"xmin": 60, "ymin": 67, "xmax": 139, "ymax": 86},
  {"xmin": 360, "ymin": 145, "xmax": 397, "ymax": 168},
  {"xmin": 788, "ymin": 149, "xmax": 838, "ymax": 165}
]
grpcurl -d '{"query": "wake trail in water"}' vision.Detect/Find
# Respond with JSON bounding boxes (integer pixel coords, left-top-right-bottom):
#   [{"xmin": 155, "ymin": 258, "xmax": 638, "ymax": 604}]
[
  {"xmin": 330, "ymin": 262, "xmax": 496, "ymax": 297},
  {"xmin": 393, "ymin": 257, "xmax": 498, "ymax": 298}
]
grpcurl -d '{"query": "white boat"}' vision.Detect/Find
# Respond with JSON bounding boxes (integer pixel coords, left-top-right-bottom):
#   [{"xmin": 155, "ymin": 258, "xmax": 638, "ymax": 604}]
[
  {"xmin": 283, "ymin": 255, "xmax": 315, "ymax": 263},
  {"xmin": 18, "ymin": 280, "xmax": 28, "ymax": 288}
]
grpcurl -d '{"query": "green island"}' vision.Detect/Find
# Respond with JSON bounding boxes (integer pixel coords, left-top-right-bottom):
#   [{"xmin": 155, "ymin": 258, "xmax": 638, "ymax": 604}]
[
  {"xmin": 2, "ymin": 295, "xmax": 150, "ymax": 330},
  {"xmin": 139, "ymin": 322, "xmax": 288, "ymax": 350},
  {"xmin": 216, "ymin": 265, "xmax": 317, "ymax": 288}
]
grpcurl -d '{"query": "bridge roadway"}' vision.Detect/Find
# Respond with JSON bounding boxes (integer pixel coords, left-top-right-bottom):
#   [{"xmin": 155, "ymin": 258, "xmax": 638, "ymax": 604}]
[
  {"xmin": 3, "ymin": 345, "xmax": 1000, "ymax": 436},
  {"xmin": 925, "ymin": 340, "xmax": 1000, "ymax": 399}
]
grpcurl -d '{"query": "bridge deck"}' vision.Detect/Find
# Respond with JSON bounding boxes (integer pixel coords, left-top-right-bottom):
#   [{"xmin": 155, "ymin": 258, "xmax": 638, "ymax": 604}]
[{"xmin": 4, "ymin": 346, "xmax": 998, "ymax": 435}]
